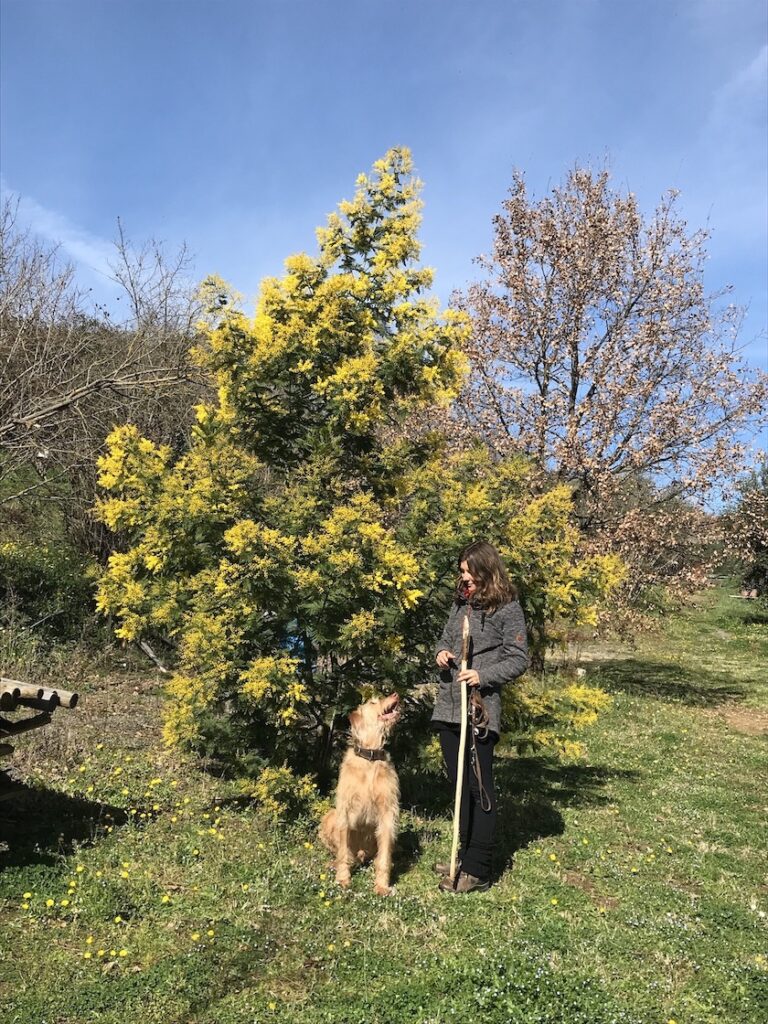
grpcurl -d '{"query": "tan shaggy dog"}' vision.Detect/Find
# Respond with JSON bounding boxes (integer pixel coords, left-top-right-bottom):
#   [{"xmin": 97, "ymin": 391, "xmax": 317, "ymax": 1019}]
[{"xmin": 319, "ymin": 693, "xmax": 400, "ymax": 895}]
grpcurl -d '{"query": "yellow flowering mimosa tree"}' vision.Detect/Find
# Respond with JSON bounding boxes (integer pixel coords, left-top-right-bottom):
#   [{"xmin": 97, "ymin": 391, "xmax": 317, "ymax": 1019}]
[{"xmin": 95, "ymin": 149, "xmax": 623, "ymax": 806}]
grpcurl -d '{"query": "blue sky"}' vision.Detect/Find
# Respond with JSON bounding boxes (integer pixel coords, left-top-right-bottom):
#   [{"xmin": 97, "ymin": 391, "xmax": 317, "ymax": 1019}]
[{"xmin": 2, "ymin": 0, "xmax": 766, "ymax": 384}]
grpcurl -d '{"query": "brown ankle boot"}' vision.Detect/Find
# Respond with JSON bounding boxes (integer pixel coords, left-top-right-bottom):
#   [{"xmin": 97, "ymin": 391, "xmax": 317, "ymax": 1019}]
[{"xmin": 438, "ymin": 870, "xmax": 490, "ymax": 894}]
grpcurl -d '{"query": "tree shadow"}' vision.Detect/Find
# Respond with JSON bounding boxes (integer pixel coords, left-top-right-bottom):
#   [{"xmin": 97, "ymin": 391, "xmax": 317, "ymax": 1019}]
[
  {"xmin": 0, "ymin": 780, "xmax": 127, "ymax": 871},
  {"xmin": 589, "ymin": 658, "xmax": 750, "ymax": 706},
  {"xmin": 400, "ymin": 751, "xmax": 641, "ymax": 880},
  {"xmin": 491, "ymin": 754, "xmax": 640, "ymax": 879},
  {"xmin": 391, "ymin": 818, "xmax": 422, "ymax": 883}
]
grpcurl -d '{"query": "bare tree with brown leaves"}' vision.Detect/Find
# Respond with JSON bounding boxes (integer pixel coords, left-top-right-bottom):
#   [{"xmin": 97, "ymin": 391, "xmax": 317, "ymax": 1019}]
[
  {"xmin": 0, "ymin": 199, "xmax": 210, "ymax": 555},
  {"xmin": 455, "ymin": 167, "xmax": 767, "ymax": 618}
]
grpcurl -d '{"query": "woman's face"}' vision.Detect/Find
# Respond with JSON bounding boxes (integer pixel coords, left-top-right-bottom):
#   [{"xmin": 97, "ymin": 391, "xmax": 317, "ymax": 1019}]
[{"xmin": 459, "ymin": 560, "xmax": 477, "ymax": 596}]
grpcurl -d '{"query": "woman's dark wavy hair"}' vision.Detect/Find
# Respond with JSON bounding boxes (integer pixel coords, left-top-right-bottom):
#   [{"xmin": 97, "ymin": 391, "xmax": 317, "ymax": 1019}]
[{"xmin": 455, "ymin": 540, "xmax": 517, "ymax": 613}]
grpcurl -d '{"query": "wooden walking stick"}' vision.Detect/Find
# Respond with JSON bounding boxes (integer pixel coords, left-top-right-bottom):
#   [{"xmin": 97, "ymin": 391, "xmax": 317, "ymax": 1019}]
[{"xmin": 449, "ymin": 610, "xmax": 471, "ymax": 883}]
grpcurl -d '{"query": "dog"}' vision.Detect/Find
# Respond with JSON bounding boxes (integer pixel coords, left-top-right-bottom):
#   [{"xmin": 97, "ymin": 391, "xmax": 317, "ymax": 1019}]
[{"xmin": 319, "ymin": 692, "xmax": 401, "ymax": 895}]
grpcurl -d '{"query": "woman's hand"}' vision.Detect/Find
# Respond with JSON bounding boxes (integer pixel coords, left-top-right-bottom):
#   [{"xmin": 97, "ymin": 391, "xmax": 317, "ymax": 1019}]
[
  {"xmin": 436, "ymin": 649, "xmax": 455, "ymax": 670},
  {"xmin": 456, "ymin": 669, "xmax": 480, "ymax": 687}
]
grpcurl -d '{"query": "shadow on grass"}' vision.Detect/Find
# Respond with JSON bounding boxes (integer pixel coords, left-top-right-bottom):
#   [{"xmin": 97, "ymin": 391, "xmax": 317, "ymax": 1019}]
[
  {"xmin": 0, "ymin": 782, "xmax": 127, "ymax": 871},
  {"xmin": 590, "ymin": 658, "xmax": 750, "ymax": 706},
  {"xmin": 400, "ymin": 752, "xmax": 641, "ymax": 881}
]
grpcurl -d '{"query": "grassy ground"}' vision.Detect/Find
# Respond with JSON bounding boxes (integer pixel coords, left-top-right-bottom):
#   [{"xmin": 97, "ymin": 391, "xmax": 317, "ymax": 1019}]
[{"xmin": 1, "ymin": 586, "xmax": 766, "ymax": 1024}]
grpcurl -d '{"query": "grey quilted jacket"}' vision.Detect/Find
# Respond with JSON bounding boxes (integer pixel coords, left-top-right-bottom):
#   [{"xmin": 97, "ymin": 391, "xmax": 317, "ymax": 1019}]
[{"xmin": 432, "ymin": 597, "xmax": 528, "ymax": 736}]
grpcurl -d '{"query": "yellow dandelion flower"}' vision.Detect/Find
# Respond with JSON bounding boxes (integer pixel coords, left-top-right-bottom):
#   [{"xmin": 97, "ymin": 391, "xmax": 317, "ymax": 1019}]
[
  {"xmin": 161, "ymin": 894, "xmax": 171, "ymax": 904},
  {"xmin": 268, "ymin": 1003, "xmax": 276, "ymax": 1011},
  {"xmin": 343, "ymin": 940, "xmax": 351, "ymax": 947},
  {"xmin": 45, "ymin": 898, "xmax": 54, "ymax": 907},
  {"xmin": 23, "ymin": 891, "xmax": 32, "ymax": 899},
  {"xmin": 98, "ymin": 949, "xmax": 105, "ymax": 957},
  {"xmin": 327, "ymin": 943, "xmax": 336, "ymax": 952},
  {"xmin": 549, "ymin": 853, "xmax": 557, "ymax": 861},
  {"xmin": 118, "ymin": 949, "xmax": 127, "ymax": 957},
  {"xmin": 96, "ymin": 743, "xmax": 104, "ymax": 750},
  {"xmin": 114, "ymin": 915, "xmax": 122, "ymax": 924},
  {"xmin": 76, "ymin": 866, "xmax": 84, "ymax": 874},
  {"xmin": 109, "ymin": 948, "xmax": 117, "ymax": 956},
  {"xmin": 207, "ymin": 929, "xmax": 214, "ymax": 937},
  {"xmin": 60, "ymin": 899, "xmax": 70, "ymax": 907},
  {"xmin": 191, "ymin": 932, "xmax": 200, "ymax": 941},
  {"xmin": 83, "ymin": 951, "xmax": 92, "ymax": 959},
  {"xmin": 86, "ymin": 936, "xmax": 94, "ymax": 945},
  {"xmin": 551, "ymin": 898, "xmax": 558, "ymax": 905},
  {"xmin": 21, "ymin": 902, "xmax": 29, "ymax": 910},
  {"xmin": 120, "ymin": 871, "xmax": 129, "ymax": 879}
]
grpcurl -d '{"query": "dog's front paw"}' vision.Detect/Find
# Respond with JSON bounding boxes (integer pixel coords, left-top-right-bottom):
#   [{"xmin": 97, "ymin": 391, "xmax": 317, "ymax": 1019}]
[
  {"xmin": 374, "ymin": 882, "xmax": 392, "ymax": 896},
  {"xmin": 336, "ymin": 874, "xmax": 351, "ymax": 889}
]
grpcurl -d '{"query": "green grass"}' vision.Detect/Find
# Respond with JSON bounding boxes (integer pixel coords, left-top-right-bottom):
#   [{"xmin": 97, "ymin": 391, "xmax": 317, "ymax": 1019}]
[{"xmin": 1, "ymin": 586, "xmax": 766, "ymax": 1023}]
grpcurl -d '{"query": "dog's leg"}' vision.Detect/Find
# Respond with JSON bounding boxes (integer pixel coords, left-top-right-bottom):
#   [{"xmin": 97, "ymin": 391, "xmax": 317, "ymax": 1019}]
[
  {"xmin": 373, "ymin": 810, "xmax": 398, "ymax": 896},
  {"xmin": 334, "ymin": 815, "xmax": 355, "ymax": 889}
]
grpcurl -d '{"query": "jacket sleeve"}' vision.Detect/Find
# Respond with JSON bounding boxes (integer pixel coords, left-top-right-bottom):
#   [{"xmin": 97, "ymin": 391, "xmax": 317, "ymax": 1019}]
[
  {"xmin": 434, "ymin": 604, "xmax": 457, "ymax": 660},
  {"xmin": 477, "ymin": 601, "xmax": 529, "ymax": 689}
]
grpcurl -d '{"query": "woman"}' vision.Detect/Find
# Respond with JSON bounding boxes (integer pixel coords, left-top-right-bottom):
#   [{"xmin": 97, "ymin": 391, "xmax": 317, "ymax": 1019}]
[{"xmin": 433, "ymin": 540, "xmax": 528, "ymax": 893}]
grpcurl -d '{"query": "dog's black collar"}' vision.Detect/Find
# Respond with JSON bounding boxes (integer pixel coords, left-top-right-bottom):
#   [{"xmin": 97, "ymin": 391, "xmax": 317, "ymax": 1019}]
[{"xmin": 353, "ymin": 745, "xmax": 389, "ymax": 762}]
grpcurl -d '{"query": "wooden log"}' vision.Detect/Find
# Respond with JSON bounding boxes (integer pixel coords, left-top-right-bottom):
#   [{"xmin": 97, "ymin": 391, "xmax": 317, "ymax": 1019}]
[
  {"xmin": 0, "ymin": 690, "xmax": 18, "ymax": 712},
  {"xmin": 54, "ymin": 688, "xmax": 79, "ymax": 709},
  {"xmin": 0, "ymin": 680, "xmax": 43, "ymax": 700},
  {"xmin": 0, "ymin": 678, "xmax": 79, "ymax": 708},
  {"xmin": 0, "ymin": 712, "xmax": 52, "ymax": 736}
]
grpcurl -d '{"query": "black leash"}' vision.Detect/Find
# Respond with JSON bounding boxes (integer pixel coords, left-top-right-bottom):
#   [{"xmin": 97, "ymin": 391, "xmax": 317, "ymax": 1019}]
[{"xmin": 468, "ymin": 694, "xmax": 493, "ymax": 813}]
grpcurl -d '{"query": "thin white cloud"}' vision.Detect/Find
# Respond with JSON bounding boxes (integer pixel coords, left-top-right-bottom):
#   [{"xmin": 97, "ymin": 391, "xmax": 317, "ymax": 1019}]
[
  {"xmin": 708, "ymin": 43, "xmax": 767, "ymax": 131},
  {"xmin": 0, "ymin": 178, "xmax": 114, "ymax": 278}
]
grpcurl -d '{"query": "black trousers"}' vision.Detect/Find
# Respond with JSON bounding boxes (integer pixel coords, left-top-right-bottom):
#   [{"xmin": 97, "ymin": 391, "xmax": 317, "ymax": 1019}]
[{"xmin": 436, "ymin": 720, "xmax": 498, "ymax": 879}]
